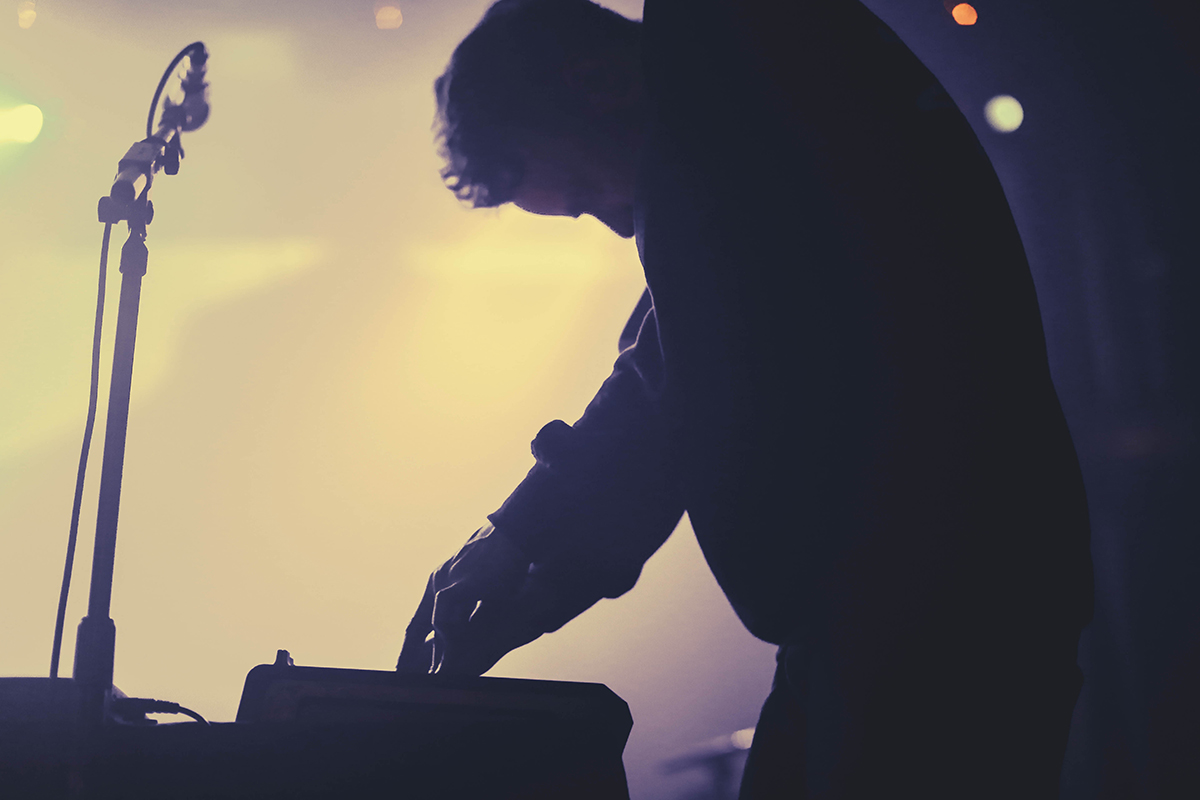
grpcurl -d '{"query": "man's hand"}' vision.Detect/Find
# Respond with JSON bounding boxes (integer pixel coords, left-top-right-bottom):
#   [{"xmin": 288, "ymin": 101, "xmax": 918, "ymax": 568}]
[{"xmin": 396, "ymin": 524, "xmax": 579, "ymax": 676}]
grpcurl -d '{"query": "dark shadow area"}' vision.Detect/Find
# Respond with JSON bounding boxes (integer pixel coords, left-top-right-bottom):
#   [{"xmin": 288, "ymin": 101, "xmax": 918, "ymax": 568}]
[{"xmin": 867, "ymin": 1, "xmax": 1199, "ymax": 795}]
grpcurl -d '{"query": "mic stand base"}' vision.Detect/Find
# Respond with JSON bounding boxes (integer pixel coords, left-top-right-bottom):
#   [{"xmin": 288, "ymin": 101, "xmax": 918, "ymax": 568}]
[{"xmin": 73, "ymin": 616, "xmax": 116, "ymax": 733}]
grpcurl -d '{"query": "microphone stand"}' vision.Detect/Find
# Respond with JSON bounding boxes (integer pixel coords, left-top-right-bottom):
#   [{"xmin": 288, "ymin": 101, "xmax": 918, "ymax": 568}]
[{"xmin": 73, "ymin": 121, "xmax": 182, "ymax": 733}]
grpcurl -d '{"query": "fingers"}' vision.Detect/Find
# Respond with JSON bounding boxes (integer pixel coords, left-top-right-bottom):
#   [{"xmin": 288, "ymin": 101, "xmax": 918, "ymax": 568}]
[
  {"xmin": 400, "ymin": 526, "xmax": 550, "ymax": 677},
  {"xmin": 431, "ymin": 579, "xmax": 487, "ymax": 674},
  {"xmin": 432, "ymin": 575, "xmax": 560, "ymax": 676},
  {"xmin": 432, "ymin": 579, "xmax": 478, "ymax": 636},
  {"xmin": 396, "ymin": 633, "xmax": 434, "ymax": 674},
  {"xmin": 396, "ymin": 573, "xmax": 437, "ymax": 673}
]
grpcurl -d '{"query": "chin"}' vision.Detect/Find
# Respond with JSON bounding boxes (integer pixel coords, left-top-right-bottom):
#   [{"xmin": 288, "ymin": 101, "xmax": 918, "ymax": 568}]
[{"xmin": 599, "ymin": 207, "xmax": 636, "ymax": 238}]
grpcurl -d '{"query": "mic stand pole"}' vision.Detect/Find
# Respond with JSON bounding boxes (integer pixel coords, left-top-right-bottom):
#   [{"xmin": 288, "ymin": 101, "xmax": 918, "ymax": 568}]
[
  {"xmin": 73, "ymin": 186, "xmax": 156, "ymax": 734},
  {"xmin": 68, "ymin": 40, "xmax": 202, "ymax": 739}
]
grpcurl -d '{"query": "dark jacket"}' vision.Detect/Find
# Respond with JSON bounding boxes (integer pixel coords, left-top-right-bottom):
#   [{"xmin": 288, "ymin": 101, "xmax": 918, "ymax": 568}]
[{"xmin": 490, "ymin": 0, "xmax": 1093, "ymax": 653}]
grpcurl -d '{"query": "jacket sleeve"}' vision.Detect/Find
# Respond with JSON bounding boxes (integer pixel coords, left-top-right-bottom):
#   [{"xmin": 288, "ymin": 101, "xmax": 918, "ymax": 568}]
[{"xmin": 486, "ymin": 289, "xmax": 686, "ymax": 608}]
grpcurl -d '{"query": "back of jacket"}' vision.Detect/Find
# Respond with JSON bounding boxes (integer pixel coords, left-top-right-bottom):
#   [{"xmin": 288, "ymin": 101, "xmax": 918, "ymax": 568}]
[{"xmin": 632, "ymin": 0, "xmax": 1093, "ymax": 650}]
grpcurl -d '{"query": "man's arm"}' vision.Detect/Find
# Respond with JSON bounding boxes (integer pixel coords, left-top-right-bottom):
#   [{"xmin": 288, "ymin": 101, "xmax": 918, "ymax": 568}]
[{"xmin": 398, "ymin": 292, "xmax": 685, "ymax": 675}]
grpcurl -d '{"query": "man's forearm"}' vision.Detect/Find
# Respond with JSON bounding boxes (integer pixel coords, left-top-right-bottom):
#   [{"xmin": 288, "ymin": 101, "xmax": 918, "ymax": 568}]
[{"xmin": 487, "ymin": 303, "xmax": 683, "ymax": 598}]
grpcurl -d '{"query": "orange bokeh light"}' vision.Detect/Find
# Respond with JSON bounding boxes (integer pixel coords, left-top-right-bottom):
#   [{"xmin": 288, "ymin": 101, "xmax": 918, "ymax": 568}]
[{"xmin": 951, "ymin": 3, "xmax": 978, "ymax": 26}]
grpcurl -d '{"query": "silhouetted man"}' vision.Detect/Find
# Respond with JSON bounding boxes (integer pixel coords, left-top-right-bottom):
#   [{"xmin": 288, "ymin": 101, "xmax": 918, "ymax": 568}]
[{"xmin": 398, "ymin": 1, "xmax": 1093, "ymax": 797}]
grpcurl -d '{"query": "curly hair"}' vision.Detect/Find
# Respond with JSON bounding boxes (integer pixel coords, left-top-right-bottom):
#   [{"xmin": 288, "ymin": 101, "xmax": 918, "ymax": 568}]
[{"xmin": 434, "ymin": 0, "xmax": 641, "ymax": 208}]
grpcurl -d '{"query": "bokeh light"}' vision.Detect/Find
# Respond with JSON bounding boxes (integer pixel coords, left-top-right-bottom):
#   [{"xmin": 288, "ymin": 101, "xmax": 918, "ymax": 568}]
[
  {"xmin": 985, "ymin": 94, "xmax": 1024, "ymax": 133},
  {"xmin": 0, "ymin": 103, "xmax": 44, "ymax": 143},
  {"xmin": 730, "ymin": 728, "xmax": 755, "ymax": 750},
  {"xmin": 951, "ymin": 3, "xmax": 978, "ymax": 26},
  {"xmin": 375, "ymin": 4, "xmax": 403, "ymax": 30},
  {"xmin": 17, "ymin": 1, "xmax": 36, "ymax": 29}
]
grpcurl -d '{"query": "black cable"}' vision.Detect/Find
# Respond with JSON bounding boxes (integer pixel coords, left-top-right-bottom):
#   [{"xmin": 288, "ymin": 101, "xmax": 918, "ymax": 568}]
[
  {"xmin": 110, "ymin": 697, "xmax": 210, "ymax": 725},
  {"xmin": 174, "ymin": 705, "xmax": 210, "ymax": 725},
  {"xmin": 50, "ymin": 222, "xmax": 113, "ymax": 679},
  {"xmin": 146, "ymin": 42, "xmax": 204, "ymax": 139}
]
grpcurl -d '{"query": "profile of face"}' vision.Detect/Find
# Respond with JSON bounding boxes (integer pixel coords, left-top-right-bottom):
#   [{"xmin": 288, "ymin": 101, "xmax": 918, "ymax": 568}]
[
  {"xmin": 510, "ymin": 135, "xmax": 638, "ymax": 238},
  {"xmin": 507, "ymin": 50, "xmax": 645, "ymax": 239}
]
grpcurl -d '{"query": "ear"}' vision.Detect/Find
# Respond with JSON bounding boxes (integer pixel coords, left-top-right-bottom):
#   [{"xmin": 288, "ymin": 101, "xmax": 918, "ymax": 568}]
[{"xmin": 560, "ymin": 55, "xmax": 640, "ymax": 117}]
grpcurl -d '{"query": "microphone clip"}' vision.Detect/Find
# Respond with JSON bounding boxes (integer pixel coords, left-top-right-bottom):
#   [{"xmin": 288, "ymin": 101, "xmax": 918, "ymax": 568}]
[{"xmin": 100, "ymin": 42, "xmax": 207, "ymax": 225}]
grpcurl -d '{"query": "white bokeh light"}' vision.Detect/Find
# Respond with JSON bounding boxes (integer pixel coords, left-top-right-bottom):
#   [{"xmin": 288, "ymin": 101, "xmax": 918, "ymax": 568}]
[{"xmin": 985, "ymin": 94, "xmax": 1024, "ymax": 133}]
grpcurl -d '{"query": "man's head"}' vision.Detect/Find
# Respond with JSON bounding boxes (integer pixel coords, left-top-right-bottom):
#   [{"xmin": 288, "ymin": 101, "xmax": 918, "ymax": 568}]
[{"xmin": 434, "ymin": 0, "xmax": 645, "ymax": 237}]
